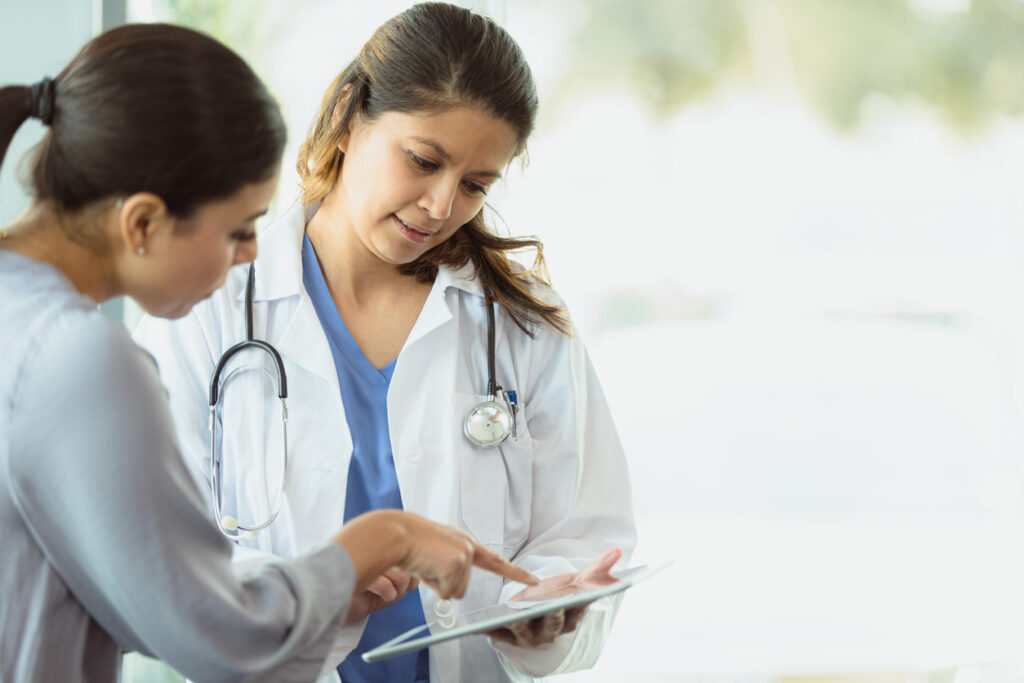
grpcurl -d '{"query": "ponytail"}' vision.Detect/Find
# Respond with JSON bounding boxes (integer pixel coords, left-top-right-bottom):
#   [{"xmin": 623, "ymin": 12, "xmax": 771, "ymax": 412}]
[
  {"xmin": 2, "ymin": 24, "xmax": 285, "ymax": 225},
  {"xmin": 0, "ymin": 86, "xmax": 33, "ymax": 175}
]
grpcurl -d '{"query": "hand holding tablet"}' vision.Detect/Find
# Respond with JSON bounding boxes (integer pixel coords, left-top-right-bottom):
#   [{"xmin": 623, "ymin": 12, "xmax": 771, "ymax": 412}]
[
  {"xmin": 361, "ymin": 550, "xmax": 672, "ymax": 663},
  {"xmin": 486, "ymin": 547, "xmax": 623, "ymax": 647}
]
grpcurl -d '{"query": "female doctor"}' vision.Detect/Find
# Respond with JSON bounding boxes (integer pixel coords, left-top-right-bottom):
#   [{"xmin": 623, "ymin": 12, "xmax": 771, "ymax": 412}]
[{"xmin": 134, "ymin": 3, "xmax": 637, "ymax": 682}]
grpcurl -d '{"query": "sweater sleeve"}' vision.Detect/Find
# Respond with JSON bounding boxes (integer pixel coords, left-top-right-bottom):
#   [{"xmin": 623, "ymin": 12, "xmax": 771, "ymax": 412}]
[{"xmin": 6, "ymin": 310, "xmax": 355, "ymax": 683}]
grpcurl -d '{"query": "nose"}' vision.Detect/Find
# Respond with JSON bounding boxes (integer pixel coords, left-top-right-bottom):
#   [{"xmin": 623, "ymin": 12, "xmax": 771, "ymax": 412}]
[{"xmin": 418, "ymin": 177, "xmax": 458, "ymax": 222}]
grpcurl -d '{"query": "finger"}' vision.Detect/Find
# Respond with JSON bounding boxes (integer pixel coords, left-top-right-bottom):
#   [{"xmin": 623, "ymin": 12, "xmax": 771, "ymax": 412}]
[
  {"xmin": 539, "ymin": 610, "xmax": 565, "ymax": 643},
  {"xmin": 563, "ymin": 606, "xmax": 586, "ymax": 633},
  {"xmin": 365, "ymin": 575, "xmax": 399, "ymax": 603},
  {"xmin": 422, "ymin": 577, "xmax": 446, "ymax": 599},
  {"xmin": 383, "ymin": 568, "xmax": 413, "ymax": 594},
  {"xmin": 361, "ymin": 593, "xmax": 387, "ymax": 613},
  {"xmin": 451, "ymin": 556, "xmax": 473, "ymax": 600},
  {"xmin": 509, "ymin": 619, "xmax": 534, "ymax": 647},
  {"xmin": 583, "ymin": 547, "xmax": 623, "ymax": 579},
  {"xmin": 471, "ymin": 543, "xmax": 538, "ymax": 585},
  {"xmin": 486, "ymin": 627, "xmax": 518, "ymax": 645}
]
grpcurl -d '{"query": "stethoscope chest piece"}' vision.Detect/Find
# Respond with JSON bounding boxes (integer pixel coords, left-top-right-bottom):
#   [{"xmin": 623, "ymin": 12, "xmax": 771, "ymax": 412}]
[
  {"xmin": 464, "ymin": 398, "xmax": 514, "ymax": 447},
  {"xmin": 464, "ymin": 299, "xmax": 518, "ymax": 448}
]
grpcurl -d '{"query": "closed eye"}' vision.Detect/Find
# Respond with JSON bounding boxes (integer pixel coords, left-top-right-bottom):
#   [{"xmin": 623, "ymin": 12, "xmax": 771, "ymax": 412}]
[
  {"xmin": 407, "ymin": 150, "xmax": 439, "ymax": 171},
  {"xmin": 231, "ymin": 224, "xmax": 257, "ymax": 241}
]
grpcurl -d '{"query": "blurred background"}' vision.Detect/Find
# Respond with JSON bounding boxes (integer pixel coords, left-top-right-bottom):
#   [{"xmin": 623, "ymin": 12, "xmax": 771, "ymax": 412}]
[{"xmin": 4, "ymin": 0, "xmax": 1024, "ymax": 681}]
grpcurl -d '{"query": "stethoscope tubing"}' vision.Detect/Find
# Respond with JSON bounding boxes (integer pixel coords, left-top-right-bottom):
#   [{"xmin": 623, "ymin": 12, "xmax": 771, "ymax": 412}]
[
  {"xmin": 208, "ymin": 263, "xmax": 515, "ymax": 539},
  {"xmin": 208, "ymin": 263, "xmax": 290, "ymax": 540}
]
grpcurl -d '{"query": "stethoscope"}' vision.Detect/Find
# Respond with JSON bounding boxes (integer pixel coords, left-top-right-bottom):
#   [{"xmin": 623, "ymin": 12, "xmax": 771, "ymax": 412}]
[
  {"xmin": 207, "ymin": 262, "xmax": 517, "ymax": 540},
  {"xmin": 462, "ymin": 300, "xmax": 518, "ymax": 447},
  {"xmin": 208, "ymin": 263, "xmax": 289, "ymax": 540}
]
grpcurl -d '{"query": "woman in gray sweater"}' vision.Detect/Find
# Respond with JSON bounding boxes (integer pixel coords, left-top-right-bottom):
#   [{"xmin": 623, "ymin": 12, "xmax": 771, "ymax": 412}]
[{"xmin": 0, "ymin": 23, "xmax": 533, "ymax": 683}]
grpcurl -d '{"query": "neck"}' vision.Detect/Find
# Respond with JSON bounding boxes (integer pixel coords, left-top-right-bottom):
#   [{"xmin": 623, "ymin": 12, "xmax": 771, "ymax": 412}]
[{"xmin": 1, "ymin": 203, "xmax": 120, "ymax": 304}]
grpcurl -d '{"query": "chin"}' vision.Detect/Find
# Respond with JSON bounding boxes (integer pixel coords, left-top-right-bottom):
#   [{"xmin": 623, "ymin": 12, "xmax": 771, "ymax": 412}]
[
  {"xmin": 139, "ymin": 299, "xmax": 194, "ymax": 320},
  {"xmin": 162, "ymin": 305, "xmax": 195, "ymax": 320},
  {"xmin": 386, "ymin": 245, "xmax": 427, "ymax": 266}
]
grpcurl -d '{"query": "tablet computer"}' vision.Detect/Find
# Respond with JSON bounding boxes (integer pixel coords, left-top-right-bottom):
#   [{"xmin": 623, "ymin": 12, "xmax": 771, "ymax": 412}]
[{"xmin": 361, "ymin": 560, "xmax": 672, "ymax": 663}]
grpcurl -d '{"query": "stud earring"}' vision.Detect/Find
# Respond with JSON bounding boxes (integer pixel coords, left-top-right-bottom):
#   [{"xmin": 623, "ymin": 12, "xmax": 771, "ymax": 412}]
[{"xmin": 136, "ymin": 246, "xmax": 146, "ymax": 256}]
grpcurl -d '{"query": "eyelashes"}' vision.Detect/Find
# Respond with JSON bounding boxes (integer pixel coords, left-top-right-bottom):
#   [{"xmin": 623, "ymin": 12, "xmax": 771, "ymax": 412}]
[
  {"xmin": 231, "ymin": 225, "xmax": 257, "ymax": 241},
  {"xmin": 408, "ymin": 151, "xmax": 439, "ymax": 171},
  {"xmin": 406, "ymin": 150, "xmax": 489, "ymax": 196}
]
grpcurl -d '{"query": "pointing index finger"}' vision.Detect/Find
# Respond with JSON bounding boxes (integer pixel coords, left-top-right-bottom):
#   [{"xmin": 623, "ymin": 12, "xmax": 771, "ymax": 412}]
[{"xmin": 472, "ymin": 543, "xmax": 538, "ymax": 585}]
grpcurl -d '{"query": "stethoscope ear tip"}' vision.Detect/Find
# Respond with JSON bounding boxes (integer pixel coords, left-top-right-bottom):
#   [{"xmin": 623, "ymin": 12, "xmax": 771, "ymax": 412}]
[{"xmin": 220, "ymin": 515, "xmax": 239, "ymax": 531}]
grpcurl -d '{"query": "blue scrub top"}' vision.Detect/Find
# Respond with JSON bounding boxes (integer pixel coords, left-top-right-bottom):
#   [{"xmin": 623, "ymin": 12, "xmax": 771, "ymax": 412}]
[{"xmin": 302, "ymin": 235, "xmax": 430, "ymax": 682}]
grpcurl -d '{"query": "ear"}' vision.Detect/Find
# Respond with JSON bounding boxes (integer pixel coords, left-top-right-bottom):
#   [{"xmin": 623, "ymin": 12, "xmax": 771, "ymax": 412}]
[
  {"xmin": 116, "ymin": 193, "xmax": 172, "ymax": 256},
  {"xmin": 332, "ymin": 83, "xmax": 356, "ymax": 154}
]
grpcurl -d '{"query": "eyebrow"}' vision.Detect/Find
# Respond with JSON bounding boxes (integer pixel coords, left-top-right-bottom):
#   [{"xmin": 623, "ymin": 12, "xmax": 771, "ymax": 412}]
[
  {"xmin": 244, "ymin": 208, "xmax": 269, "ymax": 222},
  {"xmin": 409, "ymin": 136, "xmax": 503, "ymax": 179}
]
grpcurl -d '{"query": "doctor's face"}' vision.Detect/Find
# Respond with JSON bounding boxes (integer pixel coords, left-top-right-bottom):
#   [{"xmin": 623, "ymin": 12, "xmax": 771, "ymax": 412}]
[
  {"xmin": 126, "ymin": 170, "xmax": 279, "ymax": 319},
  {"xmin": 333, "ymin": 106, "xmax": 518, "ymax": 265}
]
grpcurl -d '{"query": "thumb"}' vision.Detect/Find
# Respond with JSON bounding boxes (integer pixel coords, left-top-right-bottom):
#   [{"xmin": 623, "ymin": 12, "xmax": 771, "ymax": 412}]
[{"xmin": 584, "ymin": 547, "xmax": 623, "ymax": 578}]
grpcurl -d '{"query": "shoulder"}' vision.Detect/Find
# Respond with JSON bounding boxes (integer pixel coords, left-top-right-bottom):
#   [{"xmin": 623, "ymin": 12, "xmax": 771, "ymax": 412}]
[
  {"xmin": 507, "ymin": 261, "xmax": 574, "ymax": 340},
  {"xmin": 40, "ymin": 306, "xmax": 156, "ymax": 387},
  {"xmin": 441, "ymin": 258, "xmax": 571, "ymax": 320},
  {"xmin": 9, "ymin": 304, "xmax": 166, "ymax": 454},
  {"xmin": 2, "ymin": 266, "xmax": 148, "ymax": 403}
]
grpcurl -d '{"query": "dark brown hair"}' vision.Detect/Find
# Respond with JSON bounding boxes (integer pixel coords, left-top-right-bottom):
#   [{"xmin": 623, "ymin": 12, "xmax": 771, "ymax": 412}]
[
  {"xmin": 0, "ymin": 23, "xmax": 285, "ymax": 223},
  {"xmin": 297, "ymin": 2, "xmax": 569, "ymax": 336}
]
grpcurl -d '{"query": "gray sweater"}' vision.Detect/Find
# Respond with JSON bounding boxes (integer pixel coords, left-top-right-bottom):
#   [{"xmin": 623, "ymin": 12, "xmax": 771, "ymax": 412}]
[{"xmin": 0, "ymin": 249, "xmax": 355, "ymax": 683}]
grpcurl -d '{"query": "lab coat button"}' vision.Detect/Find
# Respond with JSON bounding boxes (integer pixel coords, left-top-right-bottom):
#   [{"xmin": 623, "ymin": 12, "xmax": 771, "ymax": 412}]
[
  {"xmin": 434, "ymin": 599, "xmax": 453, "ymax": 617},
  {"xmin": 438, "ymin": 615, "xmax": 456, "ymax": 629}
]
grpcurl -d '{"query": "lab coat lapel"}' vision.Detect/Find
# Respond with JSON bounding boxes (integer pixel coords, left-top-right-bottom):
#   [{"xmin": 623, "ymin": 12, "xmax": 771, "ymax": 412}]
[
  {"xmin": 240, "ymin": 199, "xmax": 307, "ymax": 304},
  {"xmin": 401, "ymin": 261, "xmax": 483, "ymax": 350},
  {"xmin": 241, "ymin": 200, "xmax": 341, "ymax": 395},
  {"xmin": 274, "ymin": 295, "xmax": 341, "ymax": 395}
]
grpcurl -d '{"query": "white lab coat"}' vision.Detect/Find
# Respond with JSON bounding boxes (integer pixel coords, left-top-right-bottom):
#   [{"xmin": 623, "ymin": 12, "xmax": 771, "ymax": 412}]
[{"xmin": 133, "ymin": 200, "xmax": 637, "ymax": 682}]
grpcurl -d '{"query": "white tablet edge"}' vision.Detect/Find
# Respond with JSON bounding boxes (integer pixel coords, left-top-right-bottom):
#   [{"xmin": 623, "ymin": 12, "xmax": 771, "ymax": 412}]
[{"xmin": 362, "ymin": 560, "xmax": 673, "ymax": 663}]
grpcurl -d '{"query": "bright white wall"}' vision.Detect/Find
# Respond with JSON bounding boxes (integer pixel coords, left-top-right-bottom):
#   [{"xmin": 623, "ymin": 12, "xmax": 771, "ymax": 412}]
[{"xmin": 0, "ymin": 0, "xmax": 101, "ymax": 226}]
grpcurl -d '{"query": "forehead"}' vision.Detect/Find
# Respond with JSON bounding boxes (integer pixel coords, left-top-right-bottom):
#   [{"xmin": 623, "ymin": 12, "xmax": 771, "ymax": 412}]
[
  {"xmin": 369, "ymin": 106, "xmax": 520, "ymax": 170},
  {"xmin": 181, "ymin": 172, "xmax": 279, "ymax": 228}
]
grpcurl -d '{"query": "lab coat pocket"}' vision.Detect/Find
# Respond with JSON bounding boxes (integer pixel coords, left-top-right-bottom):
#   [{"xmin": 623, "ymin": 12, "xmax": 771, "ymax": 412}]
[{"xmin": 451, "ymin": 393, "xmax": 534, "ymax": 554}]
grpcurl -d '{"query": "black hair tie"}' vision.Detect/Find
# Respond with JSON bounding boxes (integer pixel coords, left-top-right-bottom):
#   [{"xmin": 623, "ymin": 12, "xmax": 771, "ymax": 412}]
[{"xmin": 29, "ymin": 77, "xmax": 55, "ymax": 126}]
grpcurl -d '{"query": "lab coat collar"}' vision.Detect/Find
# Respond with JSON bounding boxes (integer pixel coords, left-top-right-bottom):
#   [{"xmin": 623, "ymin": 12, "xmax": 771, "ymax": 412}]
[
  {"xmin": 233, "ymin": 199, "xmax": 308, "ymax": 304},
  {"xmin": 433, "ymin": 258, "xmax": 485, "ymax": 300}
]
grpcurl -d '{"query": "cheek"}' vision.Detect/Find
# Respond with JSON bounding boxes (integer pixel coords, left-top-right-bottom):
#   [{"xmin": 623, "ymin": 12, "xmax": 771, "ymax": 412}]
[
  {"xmin": 186, "ymin": 239, "xmax": 234, "ymax": 283},
  {"xmin": 453, "ymin": 196, "xmax": 486, "ymax": 227}
]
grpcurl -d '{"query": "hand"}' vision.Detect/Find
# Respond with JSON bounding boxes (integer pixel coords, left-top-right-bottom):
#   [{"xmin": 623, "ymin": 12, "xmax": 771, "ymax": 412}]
[
  {"xmin": 334, "ymin": 510, "xmax": 538, "ymax": 601},
  {"xmin": 487, "ymin": 547, "xmax": 622, "ymax": 648},
  {"xmin": 395, "ymin": 513, "xmax": 538, "ymax": 600},
  {"xmin": 344, "ymin": 569, "xmax": 418, "ymax": 625}
]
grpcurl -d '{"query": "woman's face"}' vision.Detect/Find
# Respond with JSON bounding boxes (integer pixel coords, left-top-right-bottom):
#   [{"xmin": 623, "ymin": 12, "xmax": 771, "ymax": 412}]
[
  {"xmin": 334, "ymin": 106, "xmax": 519, "ymax": 265},
  {"xmin": 126, "ymin": 170, "xmax": 279, "ymax": 319}
]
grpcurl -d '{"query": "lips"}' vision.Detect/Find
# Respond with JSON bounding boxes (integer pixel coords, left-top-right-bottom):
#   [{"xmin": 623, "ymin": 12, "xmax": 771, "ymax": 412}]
[{"xmin": 393, "ymin": 214, "xmax": 433, "ymax": 244}]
